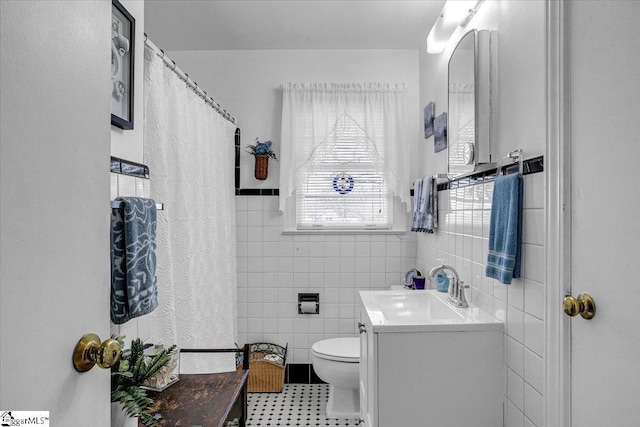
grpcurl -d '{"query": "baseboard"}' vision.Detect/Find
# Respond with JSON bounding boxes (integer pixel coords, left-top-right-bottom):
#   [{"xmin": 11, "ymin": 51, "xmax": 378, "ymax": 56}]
[{"xmin": 285, "ymin": 364, "xmax": 326, "ymax": 384}]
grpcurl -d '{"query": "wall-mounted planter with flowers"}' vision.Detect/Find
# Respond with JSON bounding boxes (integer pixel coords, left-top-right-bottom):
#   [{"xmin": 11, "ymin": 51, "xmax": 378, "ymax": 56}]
[{"xmin": 247, "ymin": 138, "xmax": 277, "ymax": 180}]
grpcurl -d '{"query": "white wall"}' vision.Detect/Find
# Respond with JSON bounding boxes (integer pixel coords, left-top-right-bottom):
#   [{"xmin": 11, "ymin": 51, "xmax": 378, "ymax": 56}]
[
  {"xmin": 164, "ymin": 49, "xmax": 421, "ymax": 189},
  {"xmin": 0, "ymin": 1, "xmax": 112, "ymax": 425},
  {"xmin": 417, "ymin": 1, "xmax": 546, "ymax": 426},
  {"xmin": 235, "ymin": 197, "xmax": 416, "ymax": 363},
  {"xmin": 420, "ymin": 0, "xmax": 546, "ymax": 176}
]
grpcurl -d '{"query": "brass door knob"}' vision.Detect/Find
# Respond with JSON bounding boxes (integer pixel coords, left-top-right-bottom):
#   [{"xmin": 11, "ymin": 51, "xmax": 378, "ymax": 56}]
[
  {"xmin": 563, "ymin": 293, "xmax": 596, "ymax": 319},
  {"xmin": 73, "ymin": 333, "xmax": 122, "ymax": 372}
]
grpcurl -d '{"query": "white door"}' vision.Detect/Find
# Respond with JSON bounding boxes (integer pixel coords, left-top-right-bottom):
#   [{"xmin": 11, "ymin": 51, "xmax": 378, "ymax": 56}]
[
  {"xmin": 569, "ymin": 1, "xmax": 640, "ymax": 424},
  {"xmin": 0, "ymin": 2, "xmax": 112, "ymax": 426}
]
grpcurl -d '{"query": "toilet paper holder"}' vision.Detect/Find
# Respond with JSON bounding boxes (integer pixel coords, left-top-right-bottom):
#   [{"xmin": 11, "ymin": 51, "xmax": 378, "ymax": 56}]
[{"xmin": 298, "ymin": 293, "xmax": 320, "ymax": 314}]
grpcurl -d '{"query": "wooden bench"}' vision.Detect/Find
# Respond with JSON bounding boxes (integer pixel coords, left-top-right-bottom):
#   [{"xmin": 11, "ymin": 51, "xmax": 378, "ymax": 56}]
[{"xmin": 144, "ymin": 346, "xmax": 250, "ymax": 427}]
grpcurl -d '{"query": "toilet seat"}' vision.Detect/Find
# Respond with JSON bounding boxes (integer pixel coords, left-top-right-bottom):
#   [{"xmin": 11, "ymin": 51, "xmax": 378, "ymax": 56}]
[{"xmin": 311, "ymin": 337, "xmax": 359, "ymax": 363}]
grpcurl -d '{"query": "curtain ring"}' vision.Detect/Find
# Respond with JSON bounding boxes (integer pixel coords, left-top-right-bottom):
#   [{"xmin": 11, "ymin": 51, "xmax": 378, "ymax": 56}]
[
  {"xmin": 170, "ymin": 60, "xmax": 177, "ymax": 71},
  {"xmin": 159, "ymin": 48, "xmax": 165, "ymax": 59}
]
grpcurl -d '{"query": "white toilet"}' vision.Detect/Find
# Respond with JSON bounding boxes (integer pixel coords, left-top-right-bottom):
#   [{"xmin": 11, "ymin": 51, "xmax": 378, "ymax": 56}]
[{"xmin": 311, "ymin": 337, "xmax": 360, "ymax": 419}]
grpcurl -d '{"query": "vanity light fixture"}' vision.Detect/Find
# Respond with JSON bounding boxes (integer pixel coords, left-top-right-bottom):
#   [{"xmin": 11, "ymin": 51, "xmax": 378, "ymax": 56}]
[{"xmin": 426, "ymin": 0, "xmax": 485, "ymax": 54}]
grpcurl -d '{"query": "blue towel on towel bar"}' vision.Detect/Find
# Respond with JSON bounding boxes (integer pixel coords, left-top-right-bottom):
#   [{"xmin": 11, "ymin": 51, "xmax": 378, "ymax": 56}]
[
  {"xmin": 486, "ymin": 173, "xmax": 523, "ymax": 284},
  {"xmin": 111, "ymin": 197, "xmax": 158, "ymax": 324}
]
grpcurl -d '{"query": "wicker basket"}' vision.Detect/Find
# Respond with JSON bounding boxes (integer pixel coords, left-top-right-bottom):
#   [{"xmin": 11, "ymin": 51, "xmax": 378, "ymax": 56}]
[
  {"xmin": 237, "ymin": 343, "xmax": 287, "ymax": 392},
  {"xmin": 254, "ymin": 155, "xmax": 269, "ymax": 180}
]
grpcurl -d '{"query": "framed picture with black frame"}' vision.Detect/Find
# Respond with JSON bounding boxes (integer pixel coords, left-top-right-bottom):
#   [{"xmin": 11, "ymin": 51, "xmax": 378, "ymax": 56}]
[
  {"xmin": 111, "ymin": 0, "xmax": 135, "ymax": 130},
  {"xmin": 424, "ymin": 101, "xmax": 435, "ymax": 138}
]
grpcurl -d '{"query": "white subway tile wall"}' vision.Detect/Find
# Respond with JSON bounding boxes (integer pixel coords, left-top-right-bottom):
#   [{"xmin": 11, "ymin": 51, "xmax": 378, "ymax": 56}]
[
  {"xmin": 235, "ymin": 196, "xmax": 417, "ymax": 364},
  {"xmin": 416, "ymin": 172, "xmax": 545, "ymax": 427}
]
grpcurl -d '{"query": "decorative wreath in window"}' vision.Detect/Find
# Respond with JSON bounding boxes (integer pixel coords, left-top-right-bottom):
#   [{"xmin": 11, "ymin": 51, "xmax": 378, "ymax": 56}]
[{"xmin": 332, "ymin": 173, "xmax": 354, "ymax": 194}]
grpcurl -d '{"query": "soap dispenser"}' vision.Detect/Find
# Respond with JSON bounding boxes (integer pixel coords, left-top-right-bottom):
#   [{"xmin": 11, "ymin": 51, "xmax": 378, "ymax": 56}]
[{"xmin": 436, "ymin": 272, "xmax": 450, "ymax": 293}]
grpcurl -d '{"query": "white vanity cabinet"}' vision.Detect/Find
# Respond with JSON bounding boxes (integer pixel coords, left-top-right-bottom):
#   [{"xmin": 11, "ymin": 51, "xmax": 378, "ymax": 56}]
[
  {"xmin": 358, "ymin": 308, "xmax": 376, "ymax": 427},
  {"xmin": 358, "ymin": 290, "xmax": 504, "ymax": 427}
]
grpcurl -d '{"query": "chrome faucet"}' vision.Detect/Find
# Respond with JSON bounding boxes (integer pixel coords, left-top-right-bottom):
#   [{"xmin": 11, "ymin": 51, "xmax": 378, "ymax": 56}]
[{"xmin": 427, "ymin": 265, "xmax": 469, "ymax": 308}]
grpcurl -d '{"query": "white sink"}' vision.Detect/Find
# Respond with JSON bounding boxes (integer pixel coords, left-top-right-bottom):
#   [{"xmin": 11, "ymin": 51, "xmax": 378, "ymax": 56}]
[
  {"xmin": 359, "ymin": 289, "xmax": 502, "ymax": 332},
  {"xmin": 374, "ymin": 291, "xmax": 465, "ymax": 321}
]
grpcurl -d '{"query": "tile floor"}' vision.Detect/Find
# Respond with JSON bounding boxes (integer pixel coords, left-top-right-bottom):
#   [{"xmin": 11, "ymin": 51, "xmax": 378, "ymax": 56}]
[{"xmin": 247, "ymin": 384, "xmax": 358, "ymax": 426}]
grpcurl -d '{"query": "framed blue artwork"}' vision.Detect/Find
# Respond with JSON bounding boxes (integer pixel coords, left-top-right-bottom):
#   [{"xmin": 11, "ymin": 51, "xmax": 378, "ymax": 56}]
[
  {"xmin": 424, "ymin": 101, "xmax": 435, "ymax": 138},
  {"xmin": 434, "ymin": 112, "xmax": 447, "ymax": 153}
]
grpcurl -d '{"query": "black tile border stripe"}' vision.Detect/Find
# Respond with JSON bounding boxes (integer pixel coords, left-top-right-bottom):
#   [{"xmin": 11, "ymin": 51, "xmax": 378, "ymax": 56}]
[
  {"xmin": 235, "ymin": 128, "xmax": 241, "ymax": 190},
  {"xmin": 111, "ymin": 156, "xmax": 150, "ymax": 179},
  {"xmin": 235, "ymin": 127, "xmax": 280, "ymax": 196},
  {"xmin": 236, "ymin": 188, "xmax": 280, "ymax": 196},
  {"xmin": 436, "ymin": 155, "xmax": 544, "ymax": 192},
  {"xmin": 113, "ymin": 130, "xmax": 543, "ymax": 195},
  {"xmin": 234, "ymin": 127, "xmax": 543, "ymax": 197},
  {"xmin": 285, "ymin": 363, "xmax": 326, "ymax": 385}
]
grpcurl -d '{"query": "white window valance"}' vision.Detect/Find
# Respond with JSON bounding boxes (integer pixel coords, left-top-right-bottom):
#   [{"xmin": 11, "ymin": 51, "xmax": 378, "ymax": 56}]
[{"xmin": 279, "ymin": 83, "xmax": 411, "ymax": 221}]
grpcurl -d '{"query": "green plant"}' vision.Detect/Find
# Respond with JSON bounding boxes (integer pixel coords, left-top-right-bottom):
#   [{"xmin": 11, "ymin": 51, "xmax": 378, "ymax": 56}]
[
  {"xmin": 111, "ymin": 337, "xmax": 177, "ymax": 427},
  {"xmin": 246, "ymin": 138, "xmax": 278, "ymax": 160}
]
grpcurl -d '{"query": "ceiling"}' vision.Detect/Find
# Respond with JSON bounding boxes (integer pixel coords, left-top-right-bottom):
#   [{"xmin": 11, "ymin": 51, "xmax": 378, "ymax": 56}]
[{"xmin": 144, "ymin": 1, "xmax": 446, "ymax": 51}]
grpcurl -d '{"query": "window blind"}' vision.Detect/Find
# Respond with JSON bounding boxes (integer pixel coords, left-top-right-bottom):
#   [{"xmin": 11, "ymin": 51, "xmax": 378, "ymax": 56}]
[{"xmin": 296, "ymin": 113, "xmax": 392, "ymax": 229}]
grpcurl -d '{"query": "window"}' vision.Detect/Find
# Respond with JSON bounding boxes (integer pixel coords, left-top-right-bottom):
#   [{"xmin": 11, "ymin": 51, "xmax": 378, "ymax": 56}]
[
  {"xmin": 279, "ymin": 83, "xmax": 411, "ymax": 233},
  {"xmin": 296, "ymin": 113, "xmax": 391, "ymax": 230}
]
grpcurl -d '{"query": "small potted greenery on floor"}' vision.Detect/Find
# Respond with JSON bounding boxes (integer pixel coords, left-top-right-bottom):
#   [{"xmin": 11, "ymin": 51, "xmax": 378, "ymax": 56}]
[{"xmin": 111, "ymin": 337, "xmax": 177, "ymax": 427}]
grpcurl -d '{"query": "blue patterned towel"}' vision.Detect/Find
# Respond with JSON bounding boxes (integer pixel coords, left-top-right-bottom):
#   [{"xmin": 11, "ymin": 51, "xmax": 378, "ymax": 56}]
[
  {"xmin": 423, "ymin": 176, "xmax": 438, "ymax": 233},
  {"xmin": 486, "ymin": 173, "xmax": 523, "ymax": 284},
  {"xmin": 111, "ymin": 197, "xmax": 158, "ymax": 324},
  {"xmin": 411, "ymin": 176, "xmax": 438, "ymax": 233},
  {"xmin": 411, "ymin": 178, "xmax": 423, "ymax": 231}
]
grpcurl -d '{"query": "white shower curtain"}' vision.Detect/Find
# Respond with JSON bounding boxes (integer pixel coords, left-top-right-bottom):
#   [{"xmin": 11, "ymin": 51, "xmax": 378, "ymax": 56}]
[{"xmin": 143, "ymin": 46, "xmax": 237, "ymax": 373}]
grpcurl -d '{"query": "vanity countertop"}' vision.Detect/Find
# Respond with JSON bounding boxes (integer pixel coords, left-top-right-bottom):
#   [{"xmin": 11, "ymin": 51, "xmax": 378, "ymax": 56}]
[{"xmin": 358, "ymin": 289, "xmax": 503, "ymax": 333}]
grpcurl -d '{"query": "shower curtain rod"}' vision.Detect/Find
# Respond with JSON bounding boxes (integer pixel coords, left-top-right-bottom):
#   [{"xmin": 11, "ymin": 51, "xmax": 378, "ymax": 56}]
[{"xmin": 144, "ymin": 34, "xmax": 236, "ymax": 124}]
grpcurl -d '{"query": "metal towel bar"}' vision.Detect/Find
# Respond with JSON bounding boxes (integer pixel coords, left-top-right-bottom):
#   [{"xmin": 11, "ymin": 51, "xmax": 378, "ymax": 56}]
[
  {"xmin": 497, "ymin": 149, "xmax": 523, "ymax": 176},
  {"xmin": 111, "ymin": 200, "xmax": 164, "ymax": 210}
]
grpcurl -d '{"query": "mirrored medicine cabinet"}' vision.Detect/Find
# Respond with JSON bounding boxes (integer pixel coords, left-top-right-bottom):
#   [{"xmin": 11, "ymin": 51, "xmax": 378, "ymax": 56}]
[{"xmin": 447, "ymin": 29, "xmax": 496, "ymax": 178}]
